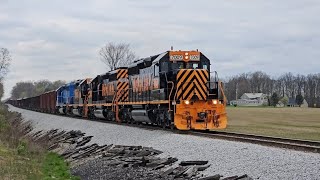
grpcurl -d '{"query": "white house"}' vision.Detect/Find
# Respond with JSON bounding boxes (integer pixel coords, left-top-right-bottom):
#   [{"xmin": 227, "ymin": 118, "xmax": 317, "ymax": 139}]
[{"xmin": 230, "ymin": 93, "xmax": 268, "ymax": 106}]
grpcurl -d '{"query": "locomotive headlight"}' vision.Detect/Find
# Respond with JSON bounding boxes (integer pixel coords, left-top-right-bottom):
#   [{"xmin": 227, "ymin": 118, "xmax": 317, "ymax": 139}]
[
  {"xmin": 212, "ymin": 100, "xmax": 218, "ymax": 105},
  {"xmin": 185, "ymin": 100, "xmax": 190, "ymax": 105}
]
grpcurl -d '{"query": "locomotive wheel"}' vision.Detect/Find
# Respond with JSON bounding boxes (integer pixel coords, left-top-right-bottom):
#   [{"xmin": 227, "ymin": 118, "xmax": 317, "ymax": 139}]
[
  {"xmin": 164, "ymin": 119, "xmax": 170, "ymax": 128},
  {"xmin": 157, "ymin": 112, "xmax": 164, "ymax": 128},
  {"xmin": 162, "ymin": 120, "xmax": 166, "ymax": 129}
]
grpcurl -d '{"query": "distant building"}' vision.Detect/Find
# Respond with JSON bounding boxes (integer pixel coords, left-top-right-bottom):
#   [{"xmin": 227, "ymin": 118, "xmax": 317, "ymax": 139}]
[
  {"xmin": 230, "ymin": 93, "xmax": 268, "ymax": 106},
  {"xmin": 287, "ymin": 97, "xmax": 308, "ymax": 107},
  {"xmin": 288, "ymin": 98, "xmax": 296, "ymax": 107}
]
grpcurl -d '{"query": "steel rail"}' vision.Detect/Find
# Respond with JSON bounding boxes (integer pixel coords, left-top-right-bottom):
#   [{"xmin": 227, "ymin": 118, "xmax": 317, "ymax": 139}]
[{"xmin": 188, "ymin": 131, "xmax": 320, "ymax": 153}]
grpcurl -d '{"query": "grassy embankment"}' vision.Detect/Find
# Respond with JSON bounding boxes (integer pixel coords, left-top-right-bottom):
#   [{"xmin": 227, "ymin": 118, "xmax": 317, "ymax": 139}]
[
  {"xmin": 0, "ymin": 105, "xmax": 79, "ymax": 180},
  {"xmin": 222, "ymin": 106, "xmax": 320, "ymax": 141}
]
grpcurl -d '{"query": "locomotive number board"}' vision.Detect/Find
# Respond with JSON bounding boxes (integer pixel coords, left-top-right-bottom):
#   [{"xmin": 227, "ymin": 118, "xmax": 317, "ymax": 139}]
[{"xmin": 169, "ymin": 51, "xmax": 200, "ymax": 62}]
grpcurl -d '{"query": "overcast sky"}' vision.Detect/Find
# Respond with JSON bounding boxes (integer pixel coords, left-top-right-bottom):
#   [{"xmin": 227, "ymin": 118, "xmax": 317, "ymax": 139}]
[{"xmin": 1, "ymin": 0, "xmax": 319, "ymax": 99}]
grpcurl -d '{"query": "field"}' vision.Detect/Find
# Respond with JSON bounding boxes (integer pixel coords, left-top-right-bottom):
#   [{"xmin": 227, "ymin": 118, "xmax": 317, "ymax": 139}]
[{"xmin": 220, "ymin": 107, "xmax": 320, "ymax": 141}]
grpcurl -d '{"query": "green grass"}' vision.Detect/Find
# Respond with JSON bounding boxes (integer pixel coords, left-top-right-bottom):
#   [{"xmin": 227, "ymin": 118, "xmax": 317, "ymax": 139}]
[
  {"xmin": 220, "ymin": 107, "xmax": 320, "ymax": 141},
  {"xmin": 0, "ymin": 144, "xmax": 79, "ymax": 180},
  {"xmin": 43, "ymin": 152, "xmax": 79, "ymax": 180}
]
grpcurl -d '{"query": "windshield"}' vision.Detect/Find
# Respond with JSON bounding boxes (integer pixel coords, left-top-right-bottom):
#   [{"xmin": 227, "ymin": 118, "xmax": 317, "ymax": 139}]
[
  {"xmin": 186, "ymin": 62, "xmax": 199, "ymax": 69},
  {"xmin": 172, "ymin": 62, "xmax": 184, "ymax": 69}
]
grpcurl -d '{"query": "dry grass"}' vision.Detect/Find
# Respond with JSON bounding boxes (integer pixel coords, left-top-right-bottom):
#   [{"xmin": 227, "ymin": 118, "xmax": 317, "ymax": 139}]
[
  {"xmin": 0, "ymin": 143, "xmax": 44, "ymax": 180},
  {"xmin": 219, "ymin": 107, "xmax": 320, "ymax": 141}
]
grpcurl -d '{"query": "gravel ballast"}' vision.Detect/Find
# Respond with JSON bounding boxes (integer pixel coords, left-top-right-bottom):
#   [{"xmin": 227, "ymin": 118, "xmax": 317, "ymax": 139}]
[{"xmin": 9, "ymin": 105, "xmax": 320, "ymax": 180}]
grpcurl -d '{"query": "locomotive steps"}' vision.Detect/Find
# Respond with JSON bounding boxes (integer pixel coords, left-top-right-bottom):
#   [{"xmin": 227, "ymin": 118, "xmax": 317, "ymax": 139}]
[{"xmin": 30, "ymin": 128, "xmax": 253, "ymax": 180}]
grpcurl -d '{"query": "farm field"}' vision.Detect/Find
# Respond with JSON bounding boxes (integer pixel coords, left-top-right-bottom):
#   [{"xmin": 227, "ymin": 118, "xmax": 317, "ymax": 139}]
[{"xmin": 220, "ymin": 107, "xmax": 320, "ymax": 141}]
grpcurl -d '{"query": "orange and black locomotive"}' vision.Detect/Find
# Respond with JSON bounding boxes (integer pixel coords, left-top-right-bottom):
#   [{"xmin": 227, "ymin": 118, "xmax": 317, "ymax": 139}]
[{"xmin": 10, "ymin": 50, "xmax": 227, "ymax": 131}]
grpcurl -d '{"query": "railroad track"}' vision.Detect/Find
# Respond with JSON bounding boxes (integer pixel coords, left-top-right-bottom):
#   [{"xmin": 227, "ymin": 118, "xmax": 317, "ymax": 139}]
[
  {"xmin": 53, "ymin": 113, "xmax": 320, "ymax": 153},
  {"xmin": 11, "ymin": 105, "xmax": 320, "ymax": 154},
  {"xmin": 189, "ymin": 131, "xmax": 320, "ymax": 153}
]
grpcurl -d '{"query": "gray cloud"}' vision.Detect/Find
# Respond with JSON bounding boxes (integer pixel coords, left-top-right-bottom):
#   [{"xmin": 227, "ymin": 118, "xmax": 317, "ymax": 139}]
[{"xmin": 1, "ymin": 0, "xmax": 320, "ymax": 99}]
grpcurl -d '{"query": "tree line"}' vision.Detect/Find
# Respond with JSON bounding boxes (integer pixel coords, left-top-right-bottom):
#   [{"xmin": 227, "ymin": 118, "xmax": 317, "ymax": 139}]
[
  {"xmin": 10, "ymin": 80, "xmax": 66, "ymax": 100},
  {"xmin": 223, "ymin": 71, "xmax": 320, "ymax": 107}
]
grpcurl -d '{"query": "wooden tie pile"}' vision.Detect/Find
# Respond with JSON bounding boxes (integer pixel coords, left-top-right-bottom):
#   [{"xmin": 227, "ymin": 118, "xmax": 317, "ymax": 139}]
[{"xmin": 30, "ymin": 129, "xmax": 252, "ymax": 180}]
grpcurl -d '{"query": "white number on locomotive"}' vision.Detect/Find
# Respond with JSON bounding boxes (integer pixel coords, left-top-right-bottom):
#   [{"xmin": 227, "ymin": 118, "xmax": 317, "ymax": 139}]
[
  {"xmin": 189, "ymin": 55, "xmax": 200, "ymax": 61},
  {"xmin": 170, "ymin": 55, "xmax": 183, "ymax": 61}
]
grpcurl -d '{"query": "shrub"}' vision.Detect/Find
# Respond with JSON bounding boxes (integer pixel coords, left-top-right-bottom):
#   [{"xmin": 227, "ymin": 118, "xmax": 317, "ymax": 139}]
[{"xmin": 17, "ymin": 140, "xmax": 28, "ymax": 155}]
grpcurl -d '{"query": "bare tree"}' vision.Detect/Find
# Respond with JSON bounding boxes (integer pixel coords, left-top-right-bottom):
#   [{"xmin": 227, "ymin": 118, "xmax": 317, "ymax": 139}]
[
  {"xmin": 0, "ymin": 48, "xmax": 12, "ymax": 99},
  {"xmin": 0, "ymin": 83, "xmax": 3, "ymax": 99},
  {"xmin": 0, "ymin": 48, "xmax": 12, "ymax": 80},
  {"xmin": 99, "ymin": 42, "xmax": 137, "ymax": 71},
  {"xmin": 295, "ymin": 74, "xmax": 305, "ymax": 95}
]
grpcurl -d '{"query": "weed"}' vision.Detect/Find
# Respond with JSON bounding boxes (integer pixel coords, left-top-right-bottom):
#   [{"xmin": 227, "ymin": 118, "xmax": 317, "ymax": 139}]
[
  {"xmin": 43, "ymin": 152, "xmax": 80, "ymax": 180},
  {"xmin": 17, "ymin": 140, "xmax": 27, "ymax": 155}
]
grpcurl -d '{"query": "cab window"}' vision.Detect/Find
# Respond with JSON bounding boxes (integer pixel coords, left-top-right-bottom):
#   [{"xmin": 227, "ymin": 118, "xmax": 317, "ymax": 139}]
[
  {"xmin": 154, "ymin": 64, "xmax": 159, "ymax": 76},
  {"xmin": 186, "ymin": 62, "xmax": 199, "ymax": 69},
  {"xmin": 203, "ymin": 64, "xmax": 208, "ymax": 70},
  {"xmin": 172, "ymin": 62, "xmax": 184, "ymax": 69},
  {"xmin": 193, "ymin": 63, "xmax": 199, "ymax": 69},
  {"xmin": 160, "ymin": 62, "xmax": 169, "ymax": 72}
]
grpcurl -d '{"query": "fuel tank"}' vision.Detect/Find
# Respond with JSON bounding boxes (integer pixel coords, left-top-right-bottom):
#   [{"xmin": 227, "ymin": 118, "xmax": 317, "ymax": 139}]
[
  {"xmin": 72, "ymin": 109, "xmax": 81, "ymax": 116},
  {"xmin": 58, "ymin": 107, "xmax": 65, "ymax": 114},
  {"xmin": 94, "ymin": 109, "xmax": 107, "ymax": 119},
  {"xmin": 131, "ymin": 110, "xmax": 152, "ymax": 123}
]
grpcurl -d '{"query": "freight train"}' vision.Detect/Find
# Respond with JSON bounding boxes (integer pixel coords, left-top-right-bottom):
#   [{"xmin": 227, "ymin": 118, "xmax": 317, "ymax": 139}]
[{"xmin": 8, "ymin": 50, "xmax": 227, "ymax": 130}]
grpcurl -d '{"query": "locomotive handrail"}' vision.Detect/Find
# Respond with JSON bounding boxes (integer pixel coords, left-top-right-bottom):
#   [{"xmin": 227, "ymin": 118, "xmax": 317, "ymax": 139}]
[
  {"xmin": 159, "ymin": 71, "xmax": 168, "ymax": 83},
  {"xmin": 168, "ymin": 81, "xmax": 174, "ymax": 113},
  {"xmin": 206, "ymin": 81, "xmax": 218, "ymax": 96},
  {"xmin": 113, "ymin": 88, "xmax": 126, "ymax": 122},
  {"xmin": 111, "ymin": 89, "xmax": 117, "ymax": 112},
  {"xmin": 173, "ymin": 81, "xmax": 179, "ymax": 105},
  {"xmin": 209, "ymin": 71, "xmax": 219, "ymax": 82},
  {"xmin": 218, "ymin": 81, "xmax": 227, "ymax": 106},
  {"xmin": 159, "ymin": 71, "xmax": 176, "ymax": 113}
]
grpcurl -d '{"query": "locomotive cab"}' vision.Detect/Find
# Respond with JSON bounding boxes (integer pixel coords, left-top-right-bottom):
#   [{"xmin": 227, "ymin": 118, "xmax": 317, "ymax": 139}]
[{"xmin": 72, "ymin": 78, "xmax": 92, "ymax": 117}]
